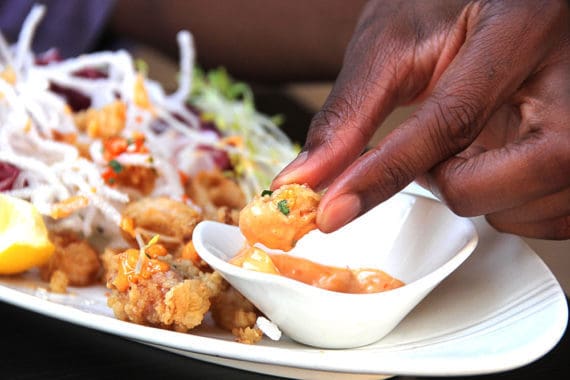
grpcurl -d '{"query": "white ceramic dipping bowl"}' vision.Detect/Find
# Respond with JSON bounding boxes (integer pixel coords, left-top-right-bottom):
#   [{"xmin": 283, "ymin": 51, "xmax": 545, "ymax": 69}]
[{"xmin": 193, "ymin": 192, "xmax": 478, "ymax": 349}]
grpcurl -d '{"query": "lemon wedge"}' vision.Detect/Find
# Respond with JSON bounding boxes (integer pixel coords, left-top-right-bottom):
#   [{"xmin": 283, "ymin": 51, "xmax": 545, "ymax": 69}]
[{"xmin": 0, "ymin": 194, "xmax": 55, "ymax": 274}]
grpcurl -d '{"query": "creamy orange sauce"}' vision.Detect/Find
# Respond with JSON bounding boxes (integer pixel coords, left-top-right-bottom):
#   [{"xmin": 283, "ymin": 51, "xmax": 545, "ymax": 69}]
[{"xmin": 231, "ymin": 246, "xmax": 404, "ymax": 294}]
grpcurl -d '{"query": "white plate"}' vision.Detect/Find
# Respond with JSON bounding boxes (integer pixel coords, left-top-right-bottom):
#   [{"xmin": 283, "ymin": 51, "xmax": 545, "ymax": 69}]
[{"xmin": 0, "ymin": 186, "xmax": 567, "ymax": 379}]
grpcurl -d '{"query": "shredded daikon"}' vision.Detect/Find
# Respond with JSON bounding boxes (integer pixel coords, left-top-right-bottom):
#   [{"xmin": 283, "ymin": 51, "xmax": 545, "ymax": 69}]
[
  {"xmin": 1, "ymin": 4, "xmax": 298, "ymax": 243},
  {"xmin": 256, "ymin": 316, "xmax": 282, "ymax": 341}
]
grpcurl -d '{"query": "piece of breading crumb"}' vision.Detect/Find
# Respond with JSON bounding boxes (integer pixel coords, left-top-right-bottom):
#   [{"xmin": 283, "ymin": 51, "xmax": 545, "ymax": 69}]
[
  {"xmin": 49, "ymin": 269, "xmax": 69, "ymax": 293},
  {"xmin": 232, "ymin": 326, "xmax": 263, "ymax": 344}
]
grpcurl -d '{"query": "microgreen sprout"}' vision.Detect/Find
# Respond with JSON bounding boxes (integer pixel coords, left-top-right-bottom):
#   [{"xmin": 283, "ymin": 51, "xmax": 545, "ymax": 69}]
[
  {"xmin": 108, "ymin": 159, "xmax": 123, "ymax": 173},
  {"xmin": 277, "ymin": 199, "xmax": 290, "ymax": 215}
]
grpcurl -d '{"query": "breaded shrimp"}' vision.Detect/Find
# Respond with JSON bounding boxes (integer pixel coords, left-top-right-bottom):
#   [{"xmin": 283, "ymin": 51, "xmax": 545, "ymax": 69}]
[{"xmin": 238, "ymin": 184, "xmax": 320, "ymax": 251}]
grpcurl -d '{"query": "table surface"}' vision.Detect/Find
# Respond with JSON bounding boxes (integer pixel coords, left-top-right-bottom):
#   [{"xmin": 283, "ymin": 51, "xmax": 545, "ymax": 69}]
[
  {"xmin": 1, "ymin": 299, "xmax": 568, "ymax": 380},
  {"xmin": 2, "ymin": 65, "xmax": 569, "ymax": 379}
]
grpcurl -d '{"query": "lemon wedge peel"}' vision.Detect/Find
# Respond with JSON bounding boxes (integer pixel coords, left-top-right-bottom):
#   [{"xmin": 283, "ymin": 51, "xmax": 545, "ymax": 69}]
[{"xmin": 0, "ymin": 194, "xmax": 55, "ymax": 274}]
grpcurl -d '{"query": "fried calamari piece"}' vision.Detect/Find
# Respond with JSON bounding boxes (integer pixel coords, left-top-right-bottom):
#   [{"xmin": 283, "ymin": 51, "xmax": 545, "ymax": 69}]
[
  {"xmin": 185, "ymin": 170, "xmax": 246, "ymax": 220},
  {"xmin": 108, "ymin": 275, "xmax": 217, "ymax": 332},
  {"xmin": 239, "ymin": 184, "xmax": 321, "ymax": 251},
  {"xmin": 100, "ymin": 247, "xmax": 121, "ymax": 284},
  {"xmin": 210, "ymin": 286, "xmax": 259, "ymax": 333},
  {"xmin": 110, "ymin": 165, "xmax": 158, "ymax": 196},
  {"xmin": 105, "ymin": 246, "xmax": 224, "ymax": 332},
  {"xmin": 74, "ymin": 100, "xmax": 126, "ymax": 138},
  {"xmin": 40, "ymin": 230, "xmax": 101, "ymax": 286},
  {"xmin": 108, "ymin": 274, "xmax": 211, "ymax": 331},
  {"xmin": 121, "ymin": 197, "xmax": 202, "ymax": 251},
  {"xmin": 215, "ymin": 205, "xmax": 240, "ymax": 226}
]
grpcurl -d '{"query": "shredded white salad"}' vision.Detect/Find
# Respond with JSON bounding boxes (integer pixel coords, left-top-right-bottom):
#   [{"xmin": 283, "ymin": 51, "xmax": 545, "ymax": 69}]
[{"xmin": 0, "ymin": 4, "xmax": 298, "ymax": 240}]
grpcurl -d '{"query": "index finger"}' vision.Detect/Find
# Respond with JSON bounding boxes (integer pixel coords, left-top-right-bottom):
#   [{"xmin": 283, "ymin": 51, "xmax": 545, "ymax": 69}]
[{"xmin": 271, "ymin": 1, "xmax": 438, "ymax": 191}]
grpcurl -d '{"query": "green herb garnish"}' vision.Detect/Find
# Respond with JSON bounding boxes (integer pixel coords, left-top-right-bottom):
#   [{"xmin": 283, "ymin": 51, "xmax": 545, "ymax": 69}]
[
  {"xmin": 261, "ymin": 189, "xmax": 273, "ymax": 197},
  {"xmin": 108, "ymin": 159, "xmax": 123, "ymax": 173},
  {"xmin": 277, "ymin": 199, "xmax": 290, "ymax": 215}
]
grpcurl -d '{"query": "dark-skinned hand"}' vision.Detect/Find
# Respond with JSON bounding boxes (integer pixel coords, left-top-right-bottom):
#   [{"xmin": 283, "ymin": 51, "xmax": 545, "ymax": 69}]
[{"xmin": 273, "ymin": 0, "xmax": 570, "ymax": 240}]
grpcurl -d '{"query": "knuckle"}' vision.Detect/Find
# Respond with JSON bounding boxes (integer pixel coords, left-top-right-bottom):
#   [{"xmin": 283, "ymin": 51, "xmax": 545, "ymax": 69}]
[
  {"xmin": 307, "ymin": 105, "xmax": 350, "ymax": 148},
  {"xmin": 425, "ymin": 94, "xmax": 481, "ymax": 156},
  {"xmin": 382, "ymin": 162, "xmax": 412, "ymax": 194},
  {"xmin": 365, "ymin": 149, "xmax": 416, "ymax": 198},
  {"xmin": 306, "ymin": 91, "xmax": 372, "ymax": 150},
  {"xmin": 320, "ymin": 93, "xmax": 361, "ymax": 126}
]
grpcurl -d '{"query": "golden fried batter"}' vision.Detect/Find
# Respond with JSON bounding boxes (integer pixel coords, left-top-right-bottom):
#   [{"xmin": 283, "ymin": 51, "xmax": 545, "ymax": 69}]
[
  {"xmin": 215, "ymin": 206, "xmax": 240, "ymax": 226},
  {"xmin": 40, "ymin": 231, "xmax": 101, "ymax": 286},
  {"xmin": 233, "ymin": 326, "xmax": 263, "ymax": 344},
  {"xmin": 185, "ymin": 170, "xmax": 246, "ymax": 220},
  {"xmin": 160, "ymin": 278, "xmax": 215, "ymax": 331},
  {"xmin": 74, "ymin": 100, "xmax": 126, "ymax": 138},
  {"xmin": 105, "ymin": 246, "xmax": 224, "ymax": 332},
  {"xmin": 210, "ymin": 286, "xmax": 259, "ymax": 333},
  {"xmin": 100, "ymin": 247, "xmax": 121, "ymax": 284},
  {"xmin": 112, "ymin": 165, "xmax": 157, "ymax": 196},
  {"xmin": 48, "ymin": 269, "xmax": 69, "ymax": 294},
  {"xmin": 121, "ymin": 197, "xmax": 202, "ymax": 251}
]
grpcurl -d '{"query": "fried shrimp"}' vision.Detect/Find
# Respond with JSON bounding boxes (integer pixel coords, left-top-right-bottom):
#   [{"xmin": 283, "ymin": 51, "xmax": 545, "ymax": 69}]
[
  {"xmin": 121, "ymin": 197, "xmax": 202, "ymax": 252},
  {"xmin": 239, "ymin": 184, "xmax": 320, "ymax": 251}
]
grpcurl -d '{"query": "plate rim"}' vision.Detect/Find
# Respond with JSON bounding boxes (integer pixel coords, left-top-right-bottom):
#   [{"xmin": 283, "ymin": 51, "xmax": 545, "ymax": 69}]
[{"xmin": 0, "ymin": 184, "xmax": 567, "ymax": 376}]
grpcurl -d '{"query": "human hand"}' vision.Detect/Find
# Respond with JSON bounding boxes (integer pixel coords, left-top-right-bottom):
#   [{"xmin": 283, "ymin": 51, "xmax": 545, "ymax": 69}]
[{"xmin": 272, "ymin": 0, "xmax": 570, "ymax": 239}]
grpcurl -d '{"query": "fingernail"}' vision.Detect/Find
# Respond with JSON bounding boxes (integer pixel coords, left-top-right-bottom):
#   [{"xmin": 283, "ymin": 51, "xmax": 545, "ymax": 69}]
[
  {"xmin": 272, "ymin": 151, "xmax": 308, "ymax": 187},
  {"xmin": 318, "ymin": 193, "xmax": 361, "ymax": 233}
]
